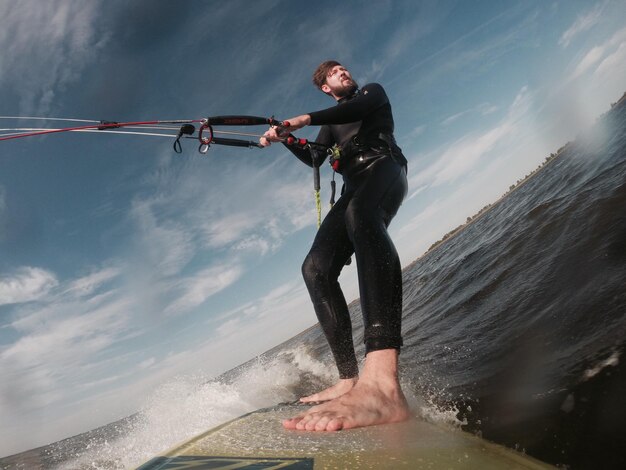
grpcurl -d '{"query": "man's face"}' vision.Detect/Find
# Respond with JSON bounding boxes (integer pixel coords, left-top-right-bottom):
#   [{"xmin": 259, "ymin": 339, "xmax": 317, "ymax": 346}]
[{"xmin": 322, "ymin": 65, "xmax": 358, "ymax": 98}]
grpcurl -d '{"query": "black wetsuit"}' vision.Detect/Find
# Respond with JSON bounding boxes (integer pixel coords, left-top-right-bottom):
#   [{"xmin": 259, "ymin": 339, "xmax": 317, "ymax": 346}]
[{"xmin": 286, "ymin": 83, "xmax": 408, "ymax": 378}]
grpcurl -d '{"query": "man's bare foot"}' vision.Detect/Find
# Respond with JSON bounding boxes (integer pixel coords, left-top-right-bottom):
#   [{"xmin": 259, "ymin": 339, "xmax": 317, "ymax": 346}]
[
  {"xmin": 300, "ymin": 377, "xmax": 358, "ymax": 403},
  {"xmin": 283, "ymin": 349, "xmax": 410, "ymax": 431}
]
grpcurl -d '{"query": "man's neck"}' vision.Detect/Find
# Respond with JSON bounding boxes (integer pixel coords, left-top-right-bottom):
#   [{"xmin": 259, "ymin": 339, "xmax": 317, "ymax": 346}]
[{"xmin": 336, "ymin": 88, "xmax": 359, "ymax": 103}]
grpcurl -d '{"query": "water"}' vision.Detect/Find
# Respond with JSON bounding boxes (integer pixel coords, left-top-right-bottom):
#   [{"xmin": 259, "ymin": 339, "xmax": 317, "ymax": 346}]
[
  {"xmin": 2, "ymin": 100, "xmax": 626, "ymax": 469},
  {"xmin": 397, "ymin": 101, "xmax": 626, "ymax": 468}
]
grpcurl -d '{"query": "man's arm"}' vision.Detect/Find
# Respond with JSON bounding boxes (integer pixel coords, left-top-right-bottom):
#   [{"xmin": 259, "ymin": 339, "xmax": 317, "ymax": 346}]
[
  {"xmin": 308, "ymin": 83, "xmax": 388, "ymax": 125},
  {"xmin": 260, "ymin": 83, "xmax": 388, "ymax": 145},
  {"xmin": 283, "ymin": 125, "xmax": 333, "ymax": 168}
]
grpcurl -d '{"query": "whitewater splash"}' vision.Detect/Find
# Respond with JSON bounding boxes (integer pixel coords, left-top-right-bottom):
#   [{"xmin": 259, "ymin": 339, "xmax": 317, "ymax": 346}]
[{"xmin": 57, "ymin": 346, "xmax": 336, "ymax": 469}]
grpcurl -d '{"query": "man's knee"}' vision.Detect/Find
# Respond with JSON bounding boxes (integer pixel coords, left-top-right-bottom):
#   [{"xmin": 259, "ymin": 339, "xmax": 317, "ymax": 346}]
[
  {"xmin": 302, "ymin": 249, "xmax": 341, "ymax": 290},
  {"xmin": 302, "ymin": 251, "xmax": 323, "ymax": 288}
]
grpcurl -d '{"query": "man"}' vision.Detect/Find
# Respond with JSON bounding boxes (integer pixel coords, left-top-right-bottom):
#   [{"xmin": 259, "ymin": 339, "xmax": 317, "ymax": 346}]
[{"xmin": 261, "ymin": 61, "xmax": 410, "ymax": 431}]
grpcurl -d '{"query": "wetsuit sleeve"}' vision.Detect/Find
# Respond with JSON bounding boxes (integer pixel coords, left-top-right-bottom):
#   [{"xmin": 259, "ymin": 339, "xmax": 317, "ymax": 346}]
[
  {"xmin": 308, "ymin": 83, "xmax": 388, "ymax": 125},
  {"xmin": 282, "ymin": 125, "xmax": 333, "ymax": 168}
]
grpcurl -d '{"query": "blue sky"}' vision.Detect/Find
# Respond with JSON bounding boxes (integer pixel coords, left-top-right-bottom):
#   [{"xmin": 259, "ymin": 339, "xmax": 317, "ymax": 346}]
[{"xmin": 1, "ymin": 0, "xmax": 625, "ymax": 457}]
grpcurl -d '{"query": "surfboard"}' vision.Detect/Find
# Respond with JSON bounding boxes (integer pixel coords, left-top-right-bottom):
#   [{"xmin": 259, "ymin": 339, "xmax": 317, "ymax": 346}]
[{"xmin": 135, "ymin": 402, "xmax": 554, "ymax": 469}]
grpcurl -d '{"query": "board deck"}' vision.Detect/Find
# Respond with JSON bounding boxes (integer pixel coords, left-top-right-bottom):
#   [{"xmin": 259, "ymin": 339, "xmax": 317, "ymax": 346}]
[{"xmin": 136, "ymin": 402, "xmax": 554, "ymax": 469}]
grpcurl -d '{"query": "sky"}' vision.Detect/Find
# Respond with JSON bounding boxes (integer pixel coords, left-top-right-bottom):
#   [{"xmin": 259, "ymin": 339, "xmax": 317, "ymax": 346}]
[{"xmin": 1, "ymin": 0, "xmax": 625, "ymax": 457}]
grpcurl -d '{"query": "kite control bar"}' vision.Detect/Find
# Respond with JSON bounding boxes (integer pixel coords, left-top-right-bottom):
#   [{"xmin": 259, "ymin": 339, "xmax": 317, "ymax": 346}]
[{"xmin": 194, "ymin": 115, "xmax": 287, "ymax": 154}]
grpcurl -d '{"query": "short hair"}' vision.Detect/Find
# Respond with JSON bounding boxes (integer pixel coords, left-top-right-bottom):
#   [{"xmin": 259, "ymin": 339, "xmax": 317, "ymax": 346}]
[{"xmin": 312, "ymin": 60, "xmax": 341, "ymax": 90}]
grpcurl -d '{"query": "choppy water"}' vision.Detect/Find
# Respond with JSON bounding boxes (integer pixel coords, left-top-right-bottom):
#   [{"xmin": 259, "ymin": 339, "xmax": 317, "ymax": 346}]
[{"xmin": 2, "ymin": 100, "xmax": 625, "ymax": 469}]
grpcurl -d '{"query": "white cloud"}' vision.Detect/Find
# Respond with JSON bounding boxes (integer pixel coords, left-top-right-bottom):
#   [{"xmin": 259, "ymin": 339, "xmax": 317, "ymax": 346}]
[
  {"xmin": 398, "ymin": 199, "xmax": 445, "ymax": 240},
  {"xmin": 0, "ymin": 267, "xmax": 58, "ymax": 306},
  {"xmin": 130, "ymin": 198, "xmax": 196, "ymax": 277},
  {"xmin": 441, "ymin": 102, "xmax": 499, "ymax": 127},
  {"xmin": 203, "ymin": 212, "xmax": 264, "ymax": 249},
  {"xmin": 607, "ymin": 25, "xmax": 626, "ymax": 48},
  {"xmin": 572, "ymin": 45, "xmax": 606, "ymax": 79},
  {"xmin": 407, "ymin": 125, "xmax": 426, "ymax": 139},
  {"xmin": 559, "ymin": 3, "xmax": 604, "ymax": 48},
  {"xmin": 192, "ymin": 171, "xmax": 315, "ymax": 257},
  {"xmin": 61, "ymin": 266, "xmax": 122, "ymax": 298},
  {"xmin": 441, "ymin": 110, "xmax": 471, "ymax": 127},
  {"xmin": 164, "ymin": 264, "xmax": 243, "ymax": 316},
  {"xmin": 594, "ymin": 40, "xmax": 626, "ymax": 81},
  {"xmin": 75, "ymin": 371, "xmax": 134, "ymax": 393},
  {"xmin": 0, "ymin": 1, "xmax": 109, "ymax": 114},
  {"xmin": 409, "ymin": 87, "xmax": 531, "ymax": 191},
  {"xmin": 3, "ymin": 296, "xmax": 132, "ymax": 367},
  {"xmin": 139, "ymin": 357, "xmax": 156, "ymax": 369},
  {"xmin": 211, "ymin": 279, "xmax": 314, "ymax": 345},
  {"xmin": 0, "ymin": 292, "xmax": 137, "ymax": 444},
  {"xmin": 0, "ymin": 263, "xmax": 145, "ymax": 435},
  {"xmin": 569, "ymin": 26, "xmax": 626, "ymax": 81},
  {"xmin": 479, "ymin": 103, "xmax": 499, "ymax": 115},
  {"xmin": 206, "ymin": 279, "xmax": 314, "ymax": 343},
  {"xmin": 232, "ymin": 235, "xmax": 272, "ymax": 256}
]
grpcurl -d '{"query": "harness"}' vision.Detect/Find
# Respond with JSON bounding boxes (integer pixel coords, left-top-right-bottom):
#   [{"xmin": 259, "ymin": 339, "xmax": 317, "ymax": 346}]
[
  {"xmin": 285, "ymin": 129, "xmax": 406, "ymax": 231},
  {"xmin": 329, "ymin": 132, "xmax": 407, "ymax": 173}
]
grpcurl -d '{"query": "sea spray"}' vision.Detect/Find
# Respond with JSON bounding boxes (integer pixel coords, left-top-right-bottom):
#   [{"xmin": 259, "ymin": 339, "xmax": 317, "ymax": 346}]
[{"xmin": 57, "ymin": 345, "xmax": 331, "ymax": 470}]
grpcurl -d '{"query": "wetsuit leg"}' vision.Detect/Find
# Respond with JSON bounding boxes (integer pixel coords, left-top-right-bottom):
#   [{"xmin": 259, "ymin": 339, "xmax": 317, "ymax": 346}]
[
  {"xmin": 302, "ymin": 194, "xmax": 359, "ymax": 378},
  {"xmin": 344, "ymin": 157, "xmax": 407, "ymax": 353},
  {"xmin": 302, "ymin": 156, "xmax": 407, "ymax": 375}
]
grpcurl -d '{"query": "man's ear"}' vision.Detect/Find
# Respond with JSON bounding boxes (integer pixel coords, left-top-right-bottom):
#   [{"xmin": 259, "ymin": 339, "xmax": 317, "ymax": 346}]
[{"xmin": 321, "ymin": 83, "xmax": 331, "ymax": 94}]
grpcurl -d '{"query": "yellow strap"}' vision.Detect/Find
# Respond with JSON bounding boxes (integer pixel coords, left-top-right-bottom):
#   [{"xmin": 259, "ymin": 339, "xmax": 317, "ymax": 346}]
[{"xmin": 315, "ymin": 189, "xmax": 322, "ymax": 228}]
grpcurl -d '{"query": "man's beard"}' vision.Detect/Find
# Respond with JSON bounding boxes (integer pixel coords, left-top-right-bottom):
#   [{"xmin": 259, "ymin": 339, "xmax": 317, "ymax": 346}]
[{"xmin": 329, "ymin": 78, "xmax": 359, "ymax": 98}]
